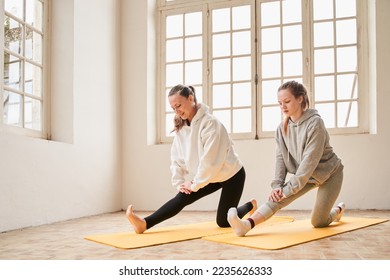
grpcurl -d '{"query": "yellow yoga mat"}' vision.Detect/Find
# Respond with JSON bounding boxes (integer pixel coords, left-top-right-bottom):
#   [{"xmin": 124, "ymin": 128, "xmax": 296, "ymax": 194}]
[
  {"xmin": 84, "ymin": 216, "xmax": 294, "ymax": 249},
  {"xmin": 202, "ymin": 216, "xmax": 388, "ymax": 250}
]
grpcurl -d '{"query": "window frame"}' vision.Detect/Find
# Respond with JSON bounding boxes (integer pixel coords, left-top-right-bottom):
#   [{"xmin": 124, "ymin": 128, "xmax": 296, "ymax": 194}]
[
  {"xmin": 159, "ymin": 4, "xmax": 208, "ymax": 142},
  {"xmin": 0, "ymin": 0, "xmax": 51, "ymax": 139},
  {"xmin": 309, "ymin": 0, "xmax": 369, "ymax": 135},
  {"xmin": 158, "ymin": 0, "xmax": 370, "ymax": 143},
  {"xmin": 208, "ymin": 0, "xmax": 257, "ymax": 140}
]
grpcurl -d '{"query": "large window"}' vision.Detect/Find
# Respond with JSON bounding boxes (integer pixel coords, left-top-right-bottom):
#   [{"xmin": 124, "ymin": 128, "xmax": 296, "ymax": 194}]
[
  {"xmin": 159, "ymin": 0, "xmax": 368, "ymax": 142},
  {"xmin": 1, "ymin": 0, "xmax": 49, "ymax": 138}
]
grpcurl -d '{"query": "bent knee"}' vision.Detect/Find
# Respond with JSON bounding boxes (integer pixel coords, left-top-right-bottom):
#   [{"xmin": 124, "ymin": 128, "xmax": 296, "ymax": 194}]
[
  {"xmin": 216, "ymin": 218, "xmax": 230, "ymax": 228},
  {"xmin": 311, "ymin": 219, "xmax": 329, "ymax": 228}
]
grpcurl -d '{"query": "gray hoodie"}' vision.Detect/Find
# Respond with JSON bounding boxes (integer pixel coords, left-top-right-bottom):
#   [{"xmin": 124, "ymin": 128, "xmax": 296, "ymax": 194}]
[{"xmin": 272, "ymin": 109, "xmax": 342, "ymax": 198}]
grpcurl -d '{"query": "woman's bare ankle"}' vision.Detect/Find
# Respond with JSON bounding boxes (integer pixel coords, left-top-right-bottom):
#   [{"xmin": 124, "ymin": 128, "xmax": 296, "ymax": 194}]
[
  {"xmin": 126, "ymin": 205, "xmax": 147, "ymax": 234},
  {"xmin": 249, "ymin": 198, "xmax": 258, "ymax": 215}
]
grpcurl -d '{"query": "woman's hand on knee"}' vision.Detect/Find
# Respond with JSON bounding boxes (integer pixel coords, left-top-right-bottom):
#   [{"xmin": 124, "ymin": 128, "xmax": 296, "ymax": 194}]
[
  {"xmin": 269, "ymin": 188, "xmax": 285, "ymax": 202},
  {"xmin": 178, "ymin": 181, "xmax": 193, "ymax": 194}
]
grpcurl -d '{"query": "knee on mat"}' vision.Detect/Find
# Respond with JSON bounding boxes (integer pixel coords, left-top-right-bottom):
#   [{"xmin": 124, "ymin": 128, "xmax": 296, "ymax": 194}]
[
  {"xmin": 216, "ymin": 218, "xmax": 230, "ymax": 228},
  {"xmin": 311, "ymin": 219, "xmax": 328, "ymax": 228}
]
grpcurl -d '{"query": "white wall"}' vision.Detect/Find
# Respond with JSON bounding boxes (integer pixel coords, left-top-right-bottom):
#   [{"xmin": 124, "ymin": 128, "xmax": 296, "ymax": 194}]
[
  {"xmin": 0, "ymin": 0, "xmax": 122, "ymax": 232},
  {"xmin": 121, "ymin": 0, "xmax": 390, "ymax": 212}
]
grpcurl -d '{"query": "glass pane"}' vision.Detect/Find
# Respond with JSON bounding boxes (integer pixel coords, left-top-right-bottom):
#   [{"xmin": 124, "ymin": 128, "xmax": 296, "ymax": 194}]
[
  {"xmin": 314, "ymin": 75, "xmax": 334, "ymax": 101},
  {"xmin": 25, "ymin": 62, "xmax": 42, "ymax": 96},
  {"xmin": 282, "ymin": 0, "xmax": 301, "ymax": 24},
  {"xmin": 313, "ymin": 0, "xmax": 333, "ymax": 21},
  {"xmin": 185, "ymin": 12, "xmax": 202, "ymax": 36},
  {"xmin": 5, "ymin": 0, "xmax": 23, "ymax": 19},
  {"xmin": 233, "ymin": 83, "xmax": 251, "ymax": 107},
  {"xmin": 262, "ymin": 80, "xmax": 281, "ymax": 105},
  {"xmin": 165, "ymin": 113, "xmax": 174, "ymax": 136},
  {"xmin": 233, "ymin": 109, "xmax": 251, "ymax": 133},
  {"xmin": 4, "ymin": 16, "xmax": 23, "ymax": 55},
  {"xmin": 193, "ymin": 86, "xmax": 203, "ymax": 103},
  {"xmin": 185, "ymin": 36, "xmax": 202, "ymax": 60},
  {"xmin": 338, "ymin": 101, "xmax": 357, "ymax": 127},
  {"xmin": 232, "ymin": 5, "xmax": 250, "ymax": 30},
  {"xmin": 166, "ymin": 63, "xmax": 183, "ymax": 87},
  {"xmin": 314, "ymin": 22, "xmax": 334, "ymax": 47},
  {"xmin": 336, "ymin": 0, "xmax": 356, "ymax": 18},
  {"xmin": 25, "ymin": 28, "xmax": 43, "ymax": 64},
  {"xmin": 166, "ymin": 14, "xmax": 183, "ymax": 38},
  {"xmin": 212, "ymin": 33, "xmax": 230, "ymax": 58},
  {"xmin": 261, "ymin": 2, "xmax": 280, "ymax": 26},
  {"xmin": 261, "ymin": 27, "xmax": 280, "ymax": 52},
  {"xmin": 314, "ymin": 48, "xmax": 334, "ymax": 74},
  {"xmin": 3, "ymin": 53, "xmax": 22, "ymax": 91},
  {"xmin": 283, "ymin": 51, "xmax": 302, "ymax": 77},
  {"xmin": 336, "ymin": 19, "xmax": 356, "ymax": 45},
  {"xmin": 233, "ymin": 57, "xmax": 251, "ymax": 81},
  {"xmin": 166, "ymin": 39, "xmax": 183, "ymax": 62},
  {"xmin": 3, "ymin": 91, "xmax": 22, "ymax": 127},
  {"xmin": 212, "ymin": 8, "xmax": 230, "ymax": 33},
  {"xmin": 262, "ymin": 106, "xmax": 280, "ymax": 131},
  {"xmin": 262, "ymin": 53, "xmax": 281, "ymax": 78},
  {"xmin": 213, "ymin": 84, "xmax": 231, "ymax": 109},
  {"xmin": 337, "ymin": 46, "xmax": 357, "ymax": 72},
  {"xmin": 337, "ymin": 74, "xmax": 358, "ymax": 100},
  {"xmin": 315, "ymin": 103, "xmax": 335, "ymax": 128},
  {"xmin": 25, "ymin": 97, "xmax": 41, "ymax": 130},
  {"xmin": 232, "ymin": 31, "xmax": 250, "ymax": 55},
  {"xmin": 185, "ymin": 61, "xmax": 202, "ymax": 85},
  {"xmin": 26, "ymin": 0, "xmax": 44, "ymax": 31},
  {"xmin": 213, "ymin": 110, "xmax": 231, "ymax": 133},
  {"xmin": 213, "ymin": 59, "xmax": 230, "ymax": 83},
  {"xmin": 283, "ymin": 24, "xmax": 302, "ymax": 50}
]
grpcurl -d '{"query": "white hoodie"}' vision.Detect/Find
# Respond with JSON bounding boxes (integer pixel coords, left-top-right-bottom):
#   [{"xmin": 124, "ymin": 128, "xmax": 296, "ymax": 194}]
[{"xmin": 170, "ymin": 103, "xmax": 243, "ymax": 192}]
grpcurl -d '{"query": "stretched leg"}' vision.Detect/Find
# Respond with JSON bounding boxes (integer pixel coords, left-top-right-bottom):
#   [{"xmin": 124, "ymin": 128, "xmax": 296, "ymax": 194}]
[
  {"xmin": 228, "ymin": 182, "xmax": 317, "ymax": 236},
  {"xmin": 127, "ymin": 182, "xmax": 223, "ymax": 233},
  {"xmin": 311, "ymin": 165, "xmax": 344, "ymax": 228}
]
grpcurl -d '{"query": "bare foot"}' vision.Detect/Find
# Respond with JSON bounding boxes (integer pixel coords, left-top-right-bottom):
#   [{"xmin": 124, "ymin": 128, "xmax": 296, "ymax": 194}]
[
  {"xmin": 249, "ymin": 198, "xmax": 258, "ymax": 215},
  {"xmin": 126, "ymin": 205, "xmax": 147, "ymax": 234}
]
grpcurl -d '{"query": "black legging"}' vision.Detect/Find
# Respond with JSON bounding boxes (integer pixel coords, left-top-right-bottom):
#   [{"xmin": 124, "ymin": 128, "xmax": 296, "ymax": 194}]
[{"xmin": 145, "ymin": 167, "xmax": 252, "ymax": 229}]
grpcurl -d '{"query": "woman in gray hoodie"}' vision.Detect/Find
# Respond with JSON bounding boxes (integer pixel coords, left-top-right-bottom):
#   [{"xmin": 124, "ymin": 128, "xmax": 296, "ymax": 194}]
[{"xmin": 228, "ymin": 80, "xmax": 345, "ymax": 237}]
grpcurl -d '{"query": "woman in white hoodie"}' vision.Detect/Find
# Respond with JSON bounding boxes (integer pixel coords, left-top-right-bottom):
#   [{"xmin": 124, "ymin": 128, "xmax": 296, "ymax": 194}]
[
  {"xmin": 126, "ymin": 84, "xmax": 256, "ymax": 234},
  {"xmin": 228, "ymin": 80, "xmax": 345, "ymax": 237}
]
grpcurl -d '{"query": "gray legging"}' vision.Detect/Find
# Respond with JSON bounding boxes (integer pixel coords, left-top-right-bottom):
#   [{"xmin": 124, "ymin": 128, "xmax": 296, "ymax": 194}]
[{"xmin": 257, "ymin": 164, "xmax": 344, "ymax": 228}]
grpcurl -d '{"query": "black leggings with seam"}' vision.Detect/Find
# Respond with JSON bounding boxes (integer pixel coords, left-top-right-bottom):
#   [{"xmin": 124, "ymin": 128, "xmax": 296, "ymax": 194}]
[{"xmin": 145, "ymin": 167, "xmax": 252, "ymax": 229}]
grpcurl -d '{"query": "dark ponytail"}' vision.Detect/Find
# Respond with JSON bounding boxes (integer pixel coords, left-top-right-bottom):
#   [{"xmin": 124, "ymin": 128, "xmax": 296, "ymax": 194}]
[{"xmin": 168, "ymin": 84, "xmax": 197, "ymax": 132}]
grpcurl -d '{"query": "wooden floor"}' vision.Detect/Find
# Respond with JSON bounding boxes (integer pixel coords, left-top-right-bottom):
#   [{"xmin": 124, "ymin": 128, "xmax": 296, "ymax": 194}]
[{"xmin": 0, "ymin": 210, "xmax": 389, "ymax": 260}]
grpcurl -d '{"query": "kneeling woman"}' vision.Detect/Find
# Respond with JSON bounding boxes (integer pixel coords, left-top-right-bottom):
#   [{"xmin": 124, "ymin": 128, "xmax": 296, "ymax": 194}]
[{"xmin": 228, "ymin": 81, "xmax": 344, "ymax": 236}]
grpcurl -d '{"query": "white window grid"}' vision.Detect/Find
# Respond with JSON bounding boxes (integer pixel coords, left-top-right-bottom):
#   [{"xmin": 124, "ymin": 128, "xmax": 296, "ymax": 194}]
[
  {"xmin": 258, "ymin": 0, "xmax": 307, "ymax": 137},
  {"xmin": 1, "ymin": 0, "xmax": 49, "ymax": 138},
  {"xmin": 158, "ymin": 0, "xmax": 368, "ymax": 142},
  {"xmin": 209, "ymin": 1, "xmax": 256, "ymax": 138}
]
